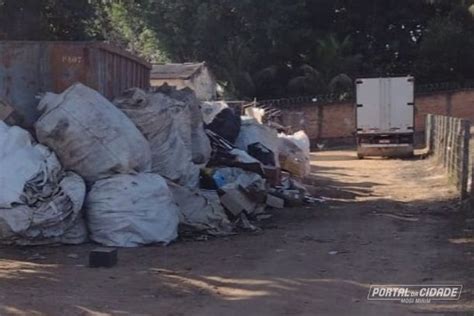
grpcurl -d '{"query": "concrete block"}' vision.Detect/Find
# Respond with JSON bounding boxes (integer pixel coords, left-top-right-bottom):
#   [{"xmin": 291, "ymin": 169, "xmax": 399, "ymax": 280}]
[{"xmin": 89, "ymin": 247, "xmax": 118, "ymax": 268}]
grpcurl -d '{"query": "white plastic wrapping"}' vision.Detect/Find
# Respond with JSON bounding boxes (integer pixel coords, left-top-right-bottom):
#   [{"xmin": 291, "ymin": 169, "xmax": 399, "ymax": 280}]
[
  {"xmin": 35, "ymin": 83, "xmax": 152, "ymax": 183},
  {"xmin": 167, "ymin": 182, "xmax": 232, "ymax": 235},
  {"xmin": 212, "ymin": 167, "xmax": 266, "ymax": 192},
  {"xmin": 278, "ymin": 131, "xmax": 311, "ymax": 177},
  {"xmin": 279, "ymin": 130, "xmax": 311, "ymax": 157},
  {"xmin": 85, "ymin": 173, "xmax": 180, "ymax": 247},
  {"xmin": 235, "ymin": 117, "xmax": 280, "ymax": 166}
]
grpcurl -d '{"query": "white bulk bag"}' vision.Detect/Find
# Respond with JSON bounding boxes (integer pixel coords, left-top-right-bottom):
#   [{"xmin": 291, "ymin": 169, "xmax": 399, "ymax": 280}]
[
  {"xmin": 35, "ymin": 83, "xmax": 151, "ymax": 183},
  {"xmin": 85, "ymin": 173, "xmax": 180, "ymax": 247},
  {"xmin": 0, "ymin": 122, "xmax": 87, "ymax": 245},
  {"xmin": 0, "ymin": 172, "xmax": 86, "ymax": 245},
  {"xmin": 114, "ymin": 88, "xmax": 200, "ymax": 188},
  {"xmin": 0, "ymin": 122, "xmax": 61, "ymax": 208},
  {"xmin": 155, "ymin": 87, "xmax": 212, "ymax": 165}
]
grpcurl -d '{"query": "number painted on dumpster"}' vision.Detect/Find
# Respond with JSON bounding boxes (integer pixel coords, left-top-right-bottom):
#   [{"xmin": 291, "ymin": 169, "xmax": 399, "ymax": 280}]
[{"xmin": 62, "ymin": 56, "xmax": 83, "ymax": 64}]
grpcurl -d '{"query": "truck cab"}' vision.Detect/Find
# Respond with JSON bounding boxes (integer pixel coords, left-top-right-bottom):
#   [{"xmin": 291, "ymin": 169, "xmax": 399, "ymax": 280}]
[{"xmin": 355, "ymin": 76, "xmax": 415, "ymax": 159}]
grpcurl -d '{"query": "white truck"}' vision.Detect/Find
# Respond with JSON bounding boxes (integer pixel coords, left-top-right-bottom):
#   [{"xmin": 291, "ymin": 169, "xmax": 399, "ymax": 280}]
[{"xmin": 355, "ymin": 76, "xmax": 415, "ymax": 159}]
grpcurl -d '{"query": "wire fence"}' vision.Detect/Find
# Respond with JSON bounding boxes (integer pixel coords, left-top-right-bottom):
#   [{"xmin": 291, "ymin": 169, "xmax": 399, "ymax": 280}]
[
  {"xmin": 255, "ymin": 81, "xmax": 474, "ymax": 108},
  {"xmin": 425, "ymin": 114, "xmax": 471, "ymax": 199}
]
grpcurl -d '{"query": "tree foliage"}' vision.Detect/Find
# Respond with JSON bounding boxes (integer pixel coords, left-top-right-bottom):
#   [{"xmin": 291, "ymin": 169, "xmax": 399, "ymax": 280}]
[
  {"xmin": 90, "ymin": 0, "xmax": 167, "ymax": 63},
  {"xmin": 0, "ymin": 0, "xmax": 95, "ymax": 40},
  {"xmin": 1, "ymin": 0, "xmax": 474, "ymax": 98},
  {"xmin": 143, "ymin": 0, "xmax": 474, "ymax": 98}
]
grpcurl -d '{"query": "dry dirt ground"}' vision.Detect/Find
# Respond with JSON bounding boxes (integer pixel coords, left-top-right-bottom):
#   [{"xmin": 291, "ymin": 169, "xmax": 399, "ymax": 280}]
[{"xmin": 1, "ymin": 150, "xmax": 474, "ymax": 316}]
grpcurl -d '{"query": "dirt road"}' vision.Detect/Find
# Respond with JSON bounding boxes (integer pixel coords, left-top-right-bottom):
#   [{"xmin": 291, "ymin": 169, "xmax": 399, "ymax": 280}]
[{"xmin": 1, "ymin": 150, "xmax": 473, "ymax": 316}]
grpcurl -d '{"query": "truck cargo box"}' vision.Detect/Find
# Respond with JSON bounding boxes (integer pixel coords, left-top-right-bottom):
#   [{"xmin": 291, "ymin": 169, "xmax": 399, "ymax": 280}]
[{"xmin": 356, "ymin": 76, "xmax": 415, "ymax": 158}]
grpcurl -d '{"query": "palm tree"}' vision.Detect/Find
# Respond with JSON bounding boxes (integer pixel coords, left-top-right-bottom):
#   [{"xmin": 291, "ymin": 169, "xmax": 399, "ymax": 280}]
[{"xmin": 286, "ymin": 34, "xmax": 361, "ymax": 96}]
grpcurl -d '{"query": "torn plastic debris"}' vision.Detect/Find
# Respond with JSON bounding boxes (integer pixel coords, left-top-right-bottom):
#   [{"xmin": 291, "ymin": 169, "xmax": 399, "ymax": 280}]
[
  {"xmin": 206, "ymin": 129, "xmax": 263, "ymax": 175},
  {"xmin": 212, "ymin": 167, "xmax": 267, "ymax": 217},
  {"xmin": 167, "ymin": 181, "xmax": 233, "ymax": 236},
  {"xmin": 235, "ymin": 117, "xmax": 280, "ymax": 167},
  {"xmin": 212, "ymin": 167, "xmax": 266, "ymax": 193},
  {"xmin": 268, "ymin": 188, "xmax": 305, "ymax": 207}
]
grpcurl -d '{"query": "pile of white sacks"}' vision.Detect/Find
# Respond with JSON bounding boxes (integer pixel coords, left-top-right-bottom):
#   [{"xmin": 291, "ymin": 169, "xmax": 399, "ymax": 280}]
[
  {"xmin": 0, "ymin": 121, "xmax": 86, "ymax": 245},
  {"xmin": 0, "ymin": 83, "xmax": 308, "ymax": 247}
]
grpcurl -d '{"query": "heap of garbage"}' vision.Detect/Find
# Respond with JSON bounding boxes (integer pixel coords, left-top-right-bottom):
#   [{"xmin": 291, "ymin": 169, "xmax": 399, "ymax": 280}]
[{"xmin": 0, "ymin": 82, "xmax": 313, "ymax": 247}]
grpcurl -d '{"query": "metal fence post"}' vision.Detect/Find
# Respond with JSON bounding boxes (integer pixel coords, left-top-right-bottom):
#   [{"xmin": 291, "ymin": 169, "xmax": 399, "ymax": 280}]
[
  {"xmin": 460, "ymin": 120, "xmax": 470, "ymax": 199},
  {"xmin": 426, "ymin": 114, "xmax": 433, "ymax": 153}
]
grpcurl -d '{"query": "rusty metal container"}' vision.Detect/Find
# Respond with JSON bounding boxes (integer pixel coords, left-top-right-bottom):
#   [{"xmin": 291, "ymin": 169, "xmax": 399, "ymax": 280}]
[{"xmin": 0, "ymin": 41, "xmax": 151, "ymax": 126}]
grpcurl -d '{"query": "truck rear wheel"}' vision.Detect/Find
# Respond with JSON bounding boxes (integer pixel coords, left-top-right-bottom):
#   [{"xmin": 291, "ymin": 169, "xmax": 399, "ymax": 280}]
[{"xmin": 357, "ymin": 153, "xmax": 364, "ymax": 159}]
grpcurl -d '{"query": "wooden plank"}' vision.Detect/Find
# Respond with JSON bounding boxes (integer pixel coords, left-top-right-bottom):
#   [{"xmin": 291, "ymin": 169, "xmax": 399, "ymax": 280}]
[
  {"xmin": 442, "ymin": 116, "xmax": 448, "ymax": 167},
  {"xmin": 460, "ymin": 119, "xmax": 471, "ymax": 199}
]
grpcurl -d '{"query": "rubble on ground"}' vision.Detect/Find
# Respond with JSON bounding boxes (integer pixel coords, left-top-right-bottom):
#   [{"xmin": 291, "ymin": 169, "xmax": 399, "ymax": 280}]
[{"xmin": 0, "ymin": 82, "xmax": 319, "ymax": 247}]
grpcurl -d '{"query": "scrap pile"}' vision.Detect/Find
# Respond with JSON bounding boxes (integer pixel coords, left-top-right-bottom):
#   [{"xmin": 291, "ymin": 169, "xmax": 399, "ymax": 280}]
[{"xmin": 0, "ymin": 82, "xmax": 313, "ymax": 247}]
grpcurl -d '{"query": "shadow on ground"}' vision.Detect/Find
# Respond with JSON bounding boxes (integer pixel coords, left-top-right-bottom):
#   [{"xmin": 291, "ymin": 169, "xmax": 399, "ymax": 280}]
[{"xmin": 0, "ymin": 151, "xmax": 473, "ymax": 316}]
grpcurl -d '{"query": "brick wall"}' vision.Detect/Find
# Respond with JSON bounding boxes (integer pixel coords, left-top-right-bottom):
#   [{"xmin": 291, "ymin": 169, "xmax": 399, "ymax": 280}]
[{"xmin": 279, "ymin": 89, "xmax": 474, "ymax": 148}]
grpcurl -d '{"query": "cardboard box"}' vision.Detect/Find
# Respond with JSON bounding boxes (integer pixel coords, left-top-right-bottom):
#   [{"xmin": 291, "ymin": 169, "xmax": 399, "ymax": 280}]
[
  {"xmin": 220, "ymin": 188, "xmax": 257, "ymax": 216},
  {"xmin": 266, "ymin": 194, "xmax": 284, "ymax": 208},
  {"xmin": 263, "ymin": 166, "xmax": 281, "ymax": 186}
]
